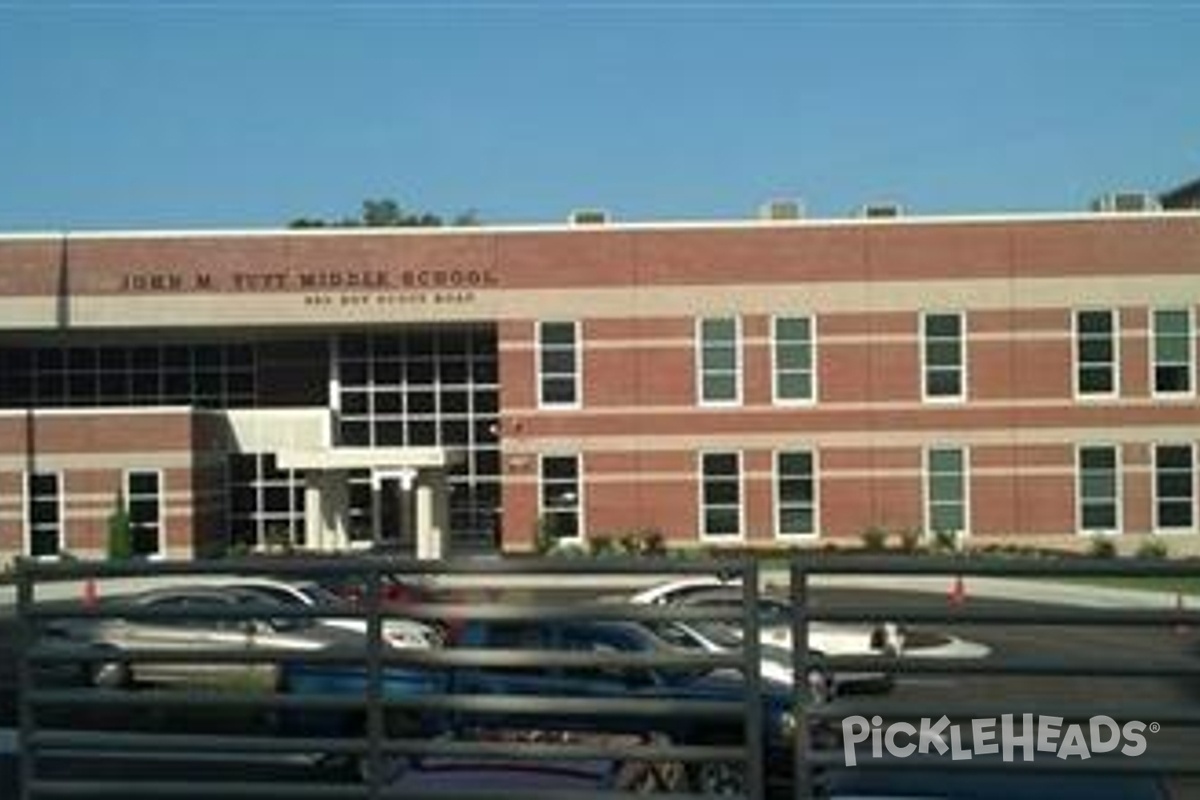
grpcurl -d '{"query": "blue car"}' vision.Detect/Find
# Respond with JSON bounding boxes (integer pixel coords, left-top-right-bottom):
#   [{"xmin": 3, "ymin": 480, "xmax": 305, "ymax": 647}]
[{"xmin": 279, "ymin": 618, "xmax": 800, "ymax": 794}]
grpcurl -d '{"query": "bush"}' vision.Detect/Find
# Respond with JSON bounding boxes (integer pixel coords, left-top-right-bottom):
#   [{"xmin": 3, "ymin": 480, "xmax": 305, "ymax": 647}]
[
  {"xmin": 106, "ymin": 494, "xmax": 132, "ymax": 561},
  {"xmin": 897, "ymin": 528, "xmax": 923, "ymax": 554},
  {"xmin": 931, "ymin": 528, "xmax": 961, "ymax": 553},
  {"xmin": 1088, "ymin": 535, "xmax": 1118, "ymax": 559},
  {"xmin": 587, "ymin": 534, "xmax": 618, "ymax": 557},
  {"xmin": 534, "ymin": 515, "xmax": 575, "ymax": 555},
  {"xmin": 619, "ymin": 528, "xmax": 667, "ymax": 556},
  {"xmin": 860, "ymin": 526, "xmax": 888, "ymax": 552},
  {"xmin": 1136, "ymin": 538, "xmax": 1169, "ymax": 559}
]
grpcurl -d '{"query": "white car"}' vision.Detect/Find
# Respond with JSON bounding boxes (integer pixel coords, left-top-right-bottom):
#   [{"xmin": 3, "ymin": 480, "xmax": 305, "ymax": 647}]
[
  {"xmin": 631, "ymin": 576, "xmax": 902, "ymax": 693},
  {"xmin": 218, "ymin": 578, "xmax": 442, "ymax": 650}
]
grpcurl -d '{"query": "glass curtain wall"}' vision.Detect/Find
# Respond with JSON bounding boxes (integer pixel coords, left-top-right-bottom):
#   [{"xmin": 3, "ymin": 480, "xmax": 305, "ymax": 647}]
[{"xmin": 335, "ymin": 326, "xmax": 500, "ymax": 550}]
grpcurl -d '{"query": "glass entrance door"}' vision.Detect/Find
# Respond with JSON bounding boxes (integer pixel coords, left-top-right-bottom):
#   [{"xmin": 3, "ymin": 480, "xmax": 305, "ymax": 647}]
[{"xmin": 376, "ymin": 476, "xmax": 416, "ymax": 553}]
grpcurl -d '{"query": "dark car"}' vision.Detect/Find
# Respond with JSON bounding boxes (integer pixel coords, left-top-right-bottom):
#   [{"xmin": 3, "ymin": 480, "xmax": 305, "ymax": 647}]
[{"xmin": 279, "ymin": 617, "xmax": 800, "ymax": 794}]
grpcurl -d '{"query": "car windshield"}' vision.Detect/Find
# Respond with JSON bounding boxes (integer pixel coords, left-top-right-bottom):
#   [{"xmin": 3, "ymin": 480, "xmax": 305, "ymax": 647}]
[
  {"xmin": 686, "ymin": 592, "xmax": 794, "ymax": 627},
  {"xmin": 233, "ymin": 590, "xmax": 316, "ymax": 631},
  {"xmin": 295, "ymin": 583, "xmax": 352, "ymax": 609}
]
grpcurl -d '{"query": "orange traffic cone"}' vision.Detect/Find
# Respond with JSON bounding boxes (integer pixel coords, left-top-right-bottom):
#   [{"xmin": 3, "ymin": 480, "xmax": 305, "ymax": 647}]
[
  {"xmin": 82, "ymin": 578, "xmax": 99, "ymax": 609},
  {"xmin": 947, "ymin": 575, "xmax": 966, "ymax": 608}
]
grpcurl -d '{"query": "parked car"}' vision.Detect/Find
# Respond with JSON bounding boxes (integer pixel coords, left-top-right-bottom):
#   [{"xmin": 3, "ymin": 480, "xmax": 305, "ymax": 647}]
[
  {"xmin": 216, "ymin": 577, "xmax": 441, "ymax": 650},
  {"xmin": 279, "ymin": 617, "xmax": 803, "ymax": 795},
  {"xmin": 47, "ymin": 585, "xmax": 382, "ymax": 689},
  {"xmin": 317, "ymin": 570, "xmax": 464, "ymax": 640},
  {"xmin": 631, "ymin": 577, "xmax": 902, "ymax": 692},
  {"xmin": 644, "ymin": 617, "xmax": 832, "ymax": 699}
]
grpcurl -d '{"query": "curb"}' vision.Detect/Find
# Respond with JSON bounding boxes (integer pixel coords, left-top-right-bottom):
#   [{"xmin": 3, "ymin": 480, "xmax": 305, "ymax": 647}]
[{"xmin": 2, "ymin": 571, "xmax": 1195, "ymax": 611}]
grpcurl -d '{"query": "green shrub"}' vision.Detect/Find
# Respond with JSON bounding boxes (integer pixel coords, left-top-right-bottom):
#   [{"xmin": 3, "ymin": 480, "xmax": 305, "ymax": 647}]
[
  {"xmin": 1088, "ymin": 535, "xmax": 1118, "ymax": 559},
  {"xmin": 897, "ymin": 528, "xmax": 923, "ymax": 554},
  {"xmin": 549, "ymin": 542, "xmax": 587, "ymax": 559},
  {"xmin": 534, "ymin": 515, "xmax": 574, "ymax": 555},
  {"xmin": 106, "ymin": 494, "xmax": 132, "ymax": 561},
  {"xmin": 860, "ymin": 526, "xmax": 888, "ymax": 552},
  {"xmin": 618, "ymin": 528, "xmax": 667, "ymax": 556},
  {"xmin": 588, "ymin": 534, "xmax": 618, "ymax": 556},
  {"xmin": 931, "ymin": 528, "xmax": 960, "ymax": 553},
  {"xmin": 1135, "ymin": 538, "xmax": 1169, "ymax": 559}
]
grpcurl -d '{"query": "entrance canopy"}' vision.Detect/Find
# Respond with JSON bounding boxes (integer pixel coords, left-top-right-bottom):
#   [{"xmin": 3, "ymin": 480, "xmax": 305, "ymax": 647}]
[{"xmin": 275, "ymin": 446, "xmax": 463, "ymax": 560}]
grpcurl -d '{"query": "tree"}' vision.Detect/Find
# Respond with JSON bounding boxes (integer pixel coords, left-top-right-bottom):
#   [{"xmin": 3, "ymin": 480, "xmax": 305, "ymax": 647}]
[
  {"xmin": 288, "ymin": 198, "xmax": 480, "ymax": 229},
  {"xmin": 106, "ymin": 493, "xmax": 132, "ymax": 561}
]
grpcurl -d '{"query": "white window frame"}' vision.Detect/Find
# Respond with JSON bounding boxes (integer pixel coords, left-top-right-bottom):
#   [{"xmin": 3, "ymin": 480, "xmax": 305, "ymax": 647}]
[
  {"xmin": 1150, "ymin": 307, "xmax": 1195, "ymax": 400},
  {"xmin": 125, "ymin": 468, "xmax": 165, "ymax": 559},
  {"xmin": 771, "ymin": 315, "xmax": 817, "ymax": 405},
  {"xmin": 538, "ymin": 453, "xmax": 584, "ymax": 544},
  {"xmin": 1152, "ymin": 443, "xmax": 1196, "ymax": 534},
  {"xmin": 1076, "ymin": 444, "xmax": 1122, "ymax": 535},
  {"xmin": 774, "ymin": 449, "xmax": 819, "ymax": 539},
  {"xmin": 920, "ymin": 311, "xmax": 966, "ymax": 403},
  {"xmin": 1073, "ymin": 308, "xmax": 1120, "ymax": 400},
  {"xmin": 227, "ymin": 453, "xmax": 306, "ymax": 551},
  {"xmin": 23, "ymin": 470, "xmax": 64, "ymax": 559},
  {"xmin": 696, "ymin": 317, "xmax": 743, "ymax": 407},
  {"xmin": 699, "ymin": 450, "xmax": 744, "ymax": 541},
  {"xmin": 924, "ymin": 446, "xmax": 970, "ymax": 537},
  {"xmin": 536, "ymin": 321, "xmax": 582, "ymax": 409}
]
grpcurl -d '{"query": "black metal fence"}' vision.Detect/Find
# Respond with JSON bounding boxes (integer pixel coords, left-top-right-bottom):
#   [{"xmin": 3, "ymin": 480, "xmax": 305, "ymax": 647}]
[
  {"xmin": 15, "ymin": 557, "xmax": 771, "ymax": 800},
  {"xmin": 13, "ymin": 554, "xmax": 1200, "ymax": 799},
  {"xmin": 790, "ymin": 556, "xmax": 1200, "ymax": 799}
]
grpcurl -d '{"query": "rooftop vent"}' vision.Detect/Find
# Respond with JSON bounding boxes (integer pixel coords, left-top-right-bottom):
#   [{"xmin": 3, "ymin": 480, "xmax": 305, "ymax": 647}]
[
  {"xmin": 568, "ymin": 208, "xmax": 610, "ymax": 226},
  {"xmin": 860, "ymin": 202, "xmax": 904, "ymax": 219},
  {"xmin": 1090, "ymin": 191, "xmax": 1162, "ymax": 213},
  {"xmin": 759, "ymin": 198, "xmax": 805, "ymax": 221}
]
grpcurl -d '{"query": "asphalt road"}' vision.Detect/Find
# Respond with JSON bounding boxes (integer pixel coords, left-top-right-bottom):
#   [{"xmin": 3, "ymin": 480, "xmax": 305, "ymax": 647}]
[{"xmin": 2, "ymin": 586, "xmax": 1198, "ymax": 798}]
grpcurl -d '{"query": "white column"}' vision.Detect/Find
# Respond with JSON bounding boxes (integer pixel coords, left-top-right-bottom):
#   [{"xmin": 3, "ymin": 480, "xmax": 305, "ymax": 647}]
[
  {"xmin": 415, "ymin": 471, "xmax": 449, "ymax": 560},
  {"xmin": 305, "ymin": 470, "xmax": 349, "ymax": 550},
  {"xmin": 304, "ymin": 472, "xmax": 323, "ymax": 548},
  {"xmin": 370, "ymin": 470, "xmax": 382, "ymax": 546}
]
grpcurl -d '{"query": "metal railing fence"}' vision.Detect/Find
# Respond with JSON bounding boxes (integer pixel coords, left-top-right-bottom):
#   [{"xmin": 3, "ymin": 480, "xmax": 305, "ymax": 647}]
[
  {"xmin": 12, "ymin": 553, "xmax": 1200, "ymax": 799},
  {"xmin": 15, "ymin": 556, "xmax": 767, "ymax": 800}
]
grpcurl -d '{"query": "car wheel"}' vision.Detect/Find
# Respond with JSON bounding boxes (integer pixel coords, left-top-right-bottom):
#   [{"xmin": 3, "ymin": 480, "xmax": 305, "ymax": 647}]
[
  {"xmin": 89, "ymin": 658, "xmax": 130, "ymax": 689},
  {"xmin": 806, "ymin": 665, "xmax": 833, "ymax": 705},
  {"xmin": 356, "ymin": 752, "xmax": 409, "ymax": 786},
  {"xmin": 612, "ymin": 758, "xmax": 688, "ymax": 793},
  {"xmin": 689, "ymin": 761, "xmax": 747, "ymax": 796}
]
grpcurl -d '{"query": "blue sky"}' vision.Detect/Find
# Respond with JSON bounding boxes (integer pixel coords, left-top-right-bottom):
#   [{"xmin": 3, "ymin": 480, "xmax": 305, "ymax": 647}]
[{"xmin": 1, "ymin": 1, "xmax": 1198, "ymax": 230}]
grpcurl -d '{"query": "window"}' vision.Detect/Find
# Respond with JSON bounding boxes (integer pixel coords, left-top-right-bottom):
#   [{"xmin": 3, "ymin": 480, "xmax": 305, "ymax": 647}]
[
  {"xmin": 701, "ymin": 452, "xmax": 742, "ymax": 538},
  {"xmin": 0, "ymin": 342, "xmax": 255, "ymax": 409},
  {"xmin": 25, "ymin": 472, "xmax": 62, "ymax": 558},
  {"xmin": 1152, "ymin": 309, "xmax": 1194, "ymax": 397},
  {"xmin": 1075, "ymin": 310, "xmax": 1118, "ymax": 398},
  {"xmin": 1154, "ymin": 444, "xmax": 1195, "ymax": 532},
  {"xmin": 125, "ymin": 470, "xmax": 162, "ymax": 558},
  {"xmin": 697, "ymin": 318, "xmax": 741, "ymax": 405},
  {"xmin": 922, "ymin": 312, "xmax": 965, "ymax": 401},
  {"xmin": 775, "ymin": 450, "xmax": 817, "ymax": 537},
  {"xmin": 539, "ymin": 455, "xmax": 582, "ymax": 543},
  {"xmin": 773, "ymin": 316, "xmax": 816, "ymax": 403},
  {"xmin": 1077, "ymin": 445, "xmax": 1120, "ymax": 533},
  {"xmin": 538, "ymin": 321, "xmax": 581, "ymax": 407},
  {"xmin": 333, "ymin": 327, "xmax": 501, "ymax": 547},
  {"xmin": 926, "ymin": 447, "xmax": 968, "ymax": 535},
  {"xmin": 228, "ymin": 453, "xmax": 306, "ymax": 551}
]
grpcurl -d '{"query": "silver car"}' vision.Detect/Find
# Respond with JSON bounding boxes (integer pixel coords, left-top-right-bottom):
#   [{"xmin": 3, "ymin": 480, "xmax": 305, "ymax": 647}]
[
  {"xmin": 216, "ymin": 578, "xmax": 442, "ymax": 650},
  {"xmin": 50, "ymin": 585, "xmax": 373, "ymax": 689}
]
